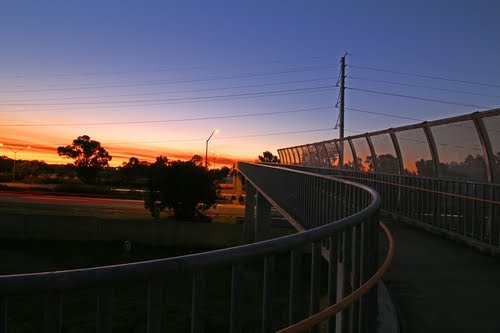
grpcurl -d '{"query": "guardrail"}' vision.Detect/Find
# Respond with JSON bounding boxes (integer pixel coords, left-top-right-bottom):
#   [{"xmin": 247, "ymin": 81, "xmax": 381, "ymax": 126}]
[
  {"xmin": 281, "ymin": 164, "xmax": 500, "ymax": 254},
  {"xmin": 0, "ymin": 162, "xmax": 387, "ymax": 332},
  {"xmin": 278, "ymin": 108, "xmax": 500, "ymax": 184}
]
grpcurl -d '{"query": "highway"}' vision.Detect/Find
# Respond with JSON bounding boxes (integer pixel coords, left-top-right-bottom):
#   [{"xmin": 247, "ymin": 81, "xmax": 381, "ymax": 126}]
[{"xmin": 0, "ymin": 191, "xmax": 244, "ymax": 222}]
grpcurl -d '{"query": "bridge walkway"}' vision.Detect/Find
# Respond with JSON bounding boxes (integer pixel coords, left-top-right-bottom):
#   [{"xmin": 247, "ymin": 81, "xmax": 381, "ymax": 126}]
[{"xmin": 381, "ymin": 218, "xmax": 500, "ymax": 333}]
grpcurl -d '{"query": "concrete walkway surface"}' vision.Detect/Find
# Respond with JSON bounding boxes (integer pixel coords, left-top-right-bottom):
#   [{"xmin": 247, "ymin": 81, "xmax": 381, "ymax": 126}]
[{"xmin": 381, "ymin": 219, "xmax": 500, "ymax": 333}]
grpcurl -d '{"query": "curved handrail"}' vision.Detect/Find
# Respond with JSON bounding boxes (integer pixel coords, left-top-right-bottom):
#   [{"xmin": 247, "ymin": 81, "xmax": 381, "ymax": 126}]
[
  {"xmin": 0, "ymin": 163, "xmax": 381, "ymax": 296},
  {"xmin": 0, "ymin": 162, "xmax": 385, "ymax": 333},
  {"xmin": 277, "ymin": 221, "xmax": 394, "ymax": 333}
]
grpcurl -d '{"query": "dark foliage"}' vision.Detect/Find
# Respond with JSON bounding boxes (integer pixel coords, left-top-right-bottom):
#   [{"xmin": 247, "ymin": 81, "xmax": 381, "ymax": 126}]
[
  {"xmin": 145, "ymin": 156, "xmax": 219, "ymax": 219},
  {"xmin": 258, "ymin": 151, "xmax": 280, "ymax": 163},
  {"xmin": 120, "ymin": 157, "xmax": 150, "ymax": 184},
  {"xmin": 57, "ymin": 135, "xmax": 112, "ymax": 184},
  {"xmin": 209, "ymin": 166, "xmax": 230, "ymax": 181}
]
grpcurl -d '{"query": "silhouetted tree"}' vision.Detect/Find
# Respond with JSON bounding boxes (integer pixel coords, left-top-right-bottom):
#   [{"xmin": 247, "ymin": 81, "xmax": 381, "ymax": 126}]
[
  {"xmin": 121, "ymin": 157, "xmax": 150, "ymax": 183},
  {"xmin": 144, "ymin": 156, "xmax": 218, "ymax": 219},
  {"xmin": 57, "ymin": 135, "xmax": 112, "ymax": 184},
  {"xmin": 439, "ymin": 154, "xmax": 487, "ymax": 181},
  {"xmin": 342, "ymin": 157, "xmax": 362, "ymax": 170},
  {"xmin": 15, "ymin": 160, "xmax": 45, "ymax": 180},
  {"xmin": 0, "ymin": 156, "xmax": 12, "ymax": 173},
  {"xmin": 190, "ymin": 154, "xmax": 203, "ymax": 167},
  {"xmin": 366, "ymin": 154, "xmax": 400, "ymax": 174},
  {"xmin": 210, "ymin": 166, "xmax": 231, "ymax": 181},
  {"xmin": 258, "ymin": 151, "xmax": 279, "ymax": 163},
  {"xmin": 414, "ymin": 159, "xmax": 435, "ymax": 177}
]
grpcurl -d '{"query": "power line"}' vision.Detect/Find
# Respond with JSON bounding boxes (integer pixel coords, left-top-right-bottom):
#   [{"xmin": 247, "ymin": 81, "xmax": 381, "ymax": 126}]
[
  {"xmin": 348, "ymin": 76, "xmax": 500, "ymax": 99},
  {"xmin": 216, "ymin": 127, "xmax": 338, "ymax": 139},
  {"xmin": 345, "ymin": 107, "xmax": 424, "ymax": 122},
  {"xmin": 0, "ymin": 64, "xmax": 339, "ymax": 94},
  {"xmin": 105, "ymin": 127, "xmax": 341, "ymax": 146},
  {"xmin": 3, "ymin": 86, "xmax": 337, "ymax": 112},
  {"xmin": 348, "ymin": 65, "xmax": 500, "ymax": 88},
  {"xmin": 0, "ymin": 106, "xmax": 332, "ymax": 127},
  {"xmin": 347, "ymin": 87, "xmax": 493, "ymax": 109},
  {"xmin": 1, "ymin": 77, "xmax": 336, "ymax": 103},
  {"xmin": 0, "ymin": 56, "xmax": 338, "ymax": 79}
]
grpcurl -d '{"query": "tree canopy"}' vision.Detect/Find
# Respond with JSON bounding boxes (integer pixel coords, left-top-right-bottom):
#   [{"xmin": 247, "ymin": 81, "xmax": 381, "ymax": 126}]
[
  {"xmin": 144, "ymin": 155, "xmax": 219, "ymax": 220},
  {"xmin": 258, "ymin": 151, "xmax": 280, "ymax": 163},
  {"xmin": 57, "ymin": 135, "xmax": 112, "ymax": 184}
]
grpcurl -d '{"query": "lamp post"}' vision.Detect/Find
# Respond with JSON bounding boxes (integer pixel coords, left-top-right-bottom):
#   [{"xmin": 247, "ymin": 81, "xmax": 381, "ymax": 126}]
[
  {"xmin": 205, "ymin": 129, "xmax": 219, "ymax": 169},
  {"xmin": 0, "ymin": 144, "xmax": 30, "ymax": 181}
]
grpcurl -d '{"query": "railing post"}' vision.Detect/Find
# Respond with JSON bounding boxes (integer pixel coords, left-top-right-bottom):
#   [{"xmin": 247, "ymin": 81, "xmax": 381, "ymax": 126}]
[
  {"xmin": 234, "ymin": 172, "xmax": 243, "ymax": 197},
  {"xmin": 341, "ymin": 229, "xmax": 352, "ymax": 333},
  {"xmin": 255, "ymin": 191, "xmax": 271, "ymax": 242},
  {"xmin": 245, "ymin": 181, "xmax": 257, "ymax": 242},
  {"xmin": 327, "ymin": 234, "xmax": 339, "ymax": 333},
  {"xmin": 350, "ymin": 225, "xmax": 362, "ymax": 333},
  {"xmin": 0, "ymin": 297, "xmax": 7, "ymax": 333},
  {"xmin": 44, "ymin": 292, "xmax": 62, "ymax": 333},
  {"xmin": 289, "ymin": 249, "xmax": 304, "ymax": 325},
  {"xmin": 230, "ymin": 264, "xmax": 244, "ymax": 333},
  {"xmin": 191, "ymin": 271, "xmax": 206, "ymax": 333},
  {"xmin": 147, "ymin": 279, "xmax": 163, "ymax": 333},
  {"xmin": 97, "ymin": 287, "xmax": 113, "ymax": 333},
  {"xmin": 310, "ymin": 242, "xmax": 321, "ymax": 333},
  {"xmin": 262, "ymin": 256, "xmax": 275, "ymax": 333},
  {"xmin": 366, "ymin": 219, "xmax": 379, "ymax": 332}
]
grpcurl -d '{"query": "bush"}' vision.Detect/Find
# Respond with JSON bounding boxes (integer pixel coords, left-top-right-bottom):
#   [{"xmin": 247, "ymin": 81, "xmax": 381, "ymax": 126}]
[{"xmin": 144, "ymin": 159, "xmax": 219, "ymax": 220}]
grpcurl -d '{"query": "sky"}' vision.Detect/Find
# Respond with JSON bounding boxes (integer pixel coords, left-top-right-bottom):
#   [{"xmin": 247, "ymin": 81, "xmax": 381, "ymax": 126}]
[{"xmin": 1, "ymin": 1, "xmax": 500, "ymax": 167}]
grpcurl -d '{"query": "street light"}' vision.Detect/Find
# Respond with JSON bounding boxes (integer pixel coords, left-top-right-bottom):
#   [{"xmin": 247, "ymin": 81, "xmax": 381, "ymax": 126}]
[
  {"xmin": 205, "ymin": 129, "xmax": 219, "ymax": 168},
  {"xmin": 0, "ymin": 144, "xmax": 30, "ymax": 181}
]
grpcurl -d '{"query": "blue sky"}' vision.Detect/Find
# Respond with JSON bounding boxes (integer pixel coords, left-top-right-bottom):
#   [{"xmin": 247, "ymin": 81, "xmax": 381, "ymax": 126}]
[{"xmin": 1, "ymin": 1, "xmax": 499, "ymax": 165}]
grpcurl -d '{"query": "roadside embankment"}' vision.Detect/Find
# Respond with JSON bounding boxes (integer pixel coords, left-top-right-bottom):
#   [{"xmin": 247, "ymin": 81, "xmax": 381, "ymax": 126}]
[{"xmin": 0, "ymin": 213, "xmax": 295, "ymax": 248}]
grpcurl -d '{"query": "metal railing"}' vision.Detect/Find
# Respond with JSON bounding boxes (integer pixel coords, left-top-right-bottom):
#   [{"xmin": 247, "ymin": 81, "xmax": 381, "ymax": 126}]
[
  {"xmin": 0, "ymin": 163, "xmax": 387, "ymax": 332},
  {"xmin": 278, "ymin": 108, "xmax": 500, "ymax": 184},
  {"xmin": 281, "ymin": 164, "xmax": 500, "ymax": 254}
]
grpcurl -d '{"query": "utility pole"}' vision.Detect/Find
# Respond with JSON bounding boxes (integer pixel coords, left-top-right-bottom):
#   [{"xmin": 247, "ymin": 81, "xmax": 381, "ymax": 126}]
[
  {"xmin": 338, "ymin": 54, "xmax": 347, "ymax": 166},
  {"xmin": 339, "ymin": 55, "xmax": 346, "ymax": 141}
]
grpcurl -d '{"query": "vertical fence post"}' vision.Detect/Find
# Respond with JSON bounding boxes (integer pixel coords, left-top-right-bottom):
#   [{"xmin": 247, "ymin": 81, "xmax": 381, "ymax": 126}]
[
  {"xmin": 234, "ymin": 172, "xmax": 243, "ymax": 197},
  {"xmin": 97, "ymin": 287, "xmax": 113, "ymax": 333},
  {"xmin": 327, "ymin": 234, "xmax": 339, "ymax": 333},
  {"xmin": 0, "ymin": 297, "xmax": 7, "ymax": 333},
  {"xmin": 245, "ymin": 181, "xmax": 257, "ymax": 242},
  {"xmin": 255, "ymin": 192, "xmax": 271, "ymax": 242},
  {"xmin": 191, "ymin": 271, "xmax": 206, "ymax": 333},
  {"xmin": 44, "ymin": 292, "xmax": 62, "ymax": 333},
  {"xmin": 367, "ymin": 219, "xmax": 379, "ymax": 332},
  {"xmin": 310, "ymin": 242, "xmax": 321, "ymax": 333},
  {"xmin": 147, "ymin": 279, "xmax": 163, "ymax": 333},
  {"xmin": 230, "ymin": 265, "xmax": 243, "ymax": 333},
  {"xmin": 289, "ymin": 249, "xmax": 304, "ymax": 325},
  {"xmin": 341, "ymin": 229, "xmax": 352, "ymax": 333},
  {"xmin": 350, "ymin": 225, "xmax": 362, "ymax": 333},
  {"xmin": 262, "ymin": 256, "xmax": 275, "ymax": 333}
]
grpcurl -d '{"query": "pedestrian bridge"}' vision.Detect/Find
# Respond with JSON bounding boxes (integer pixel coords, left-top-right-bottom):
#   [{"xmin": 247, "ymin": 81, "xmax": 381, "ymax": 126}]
[{"xmin": 0, "ymin": 108, "xmax": 499, "ymax": 332}]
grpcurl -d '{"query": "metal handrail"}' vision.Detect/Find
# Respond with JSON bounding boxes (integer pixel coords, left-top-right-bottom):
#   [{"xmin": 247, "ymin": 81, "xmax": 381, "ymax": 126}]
[
  {"xmin": 0, "ymin": 162, "xmax": 383, "ymax": 332},
  {"xmin": 278, "ymin": 221, "xmax": 394, "ymax": 332},
  {"xmin": 0, "ymin": 187, "xmax": 379, "ymax": 295},
  {"xmin": 282, "ymin": 164, "xmax": 500, "ymax": 253}
]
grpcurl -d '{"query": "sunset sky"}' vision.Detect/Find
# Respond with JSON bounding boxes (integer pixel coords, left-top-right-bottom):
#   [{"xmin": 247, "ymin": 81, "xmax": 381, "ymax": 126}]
[{"xmin": 1, "ymin": 1, "xmax": 500, "ymax": 167}]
